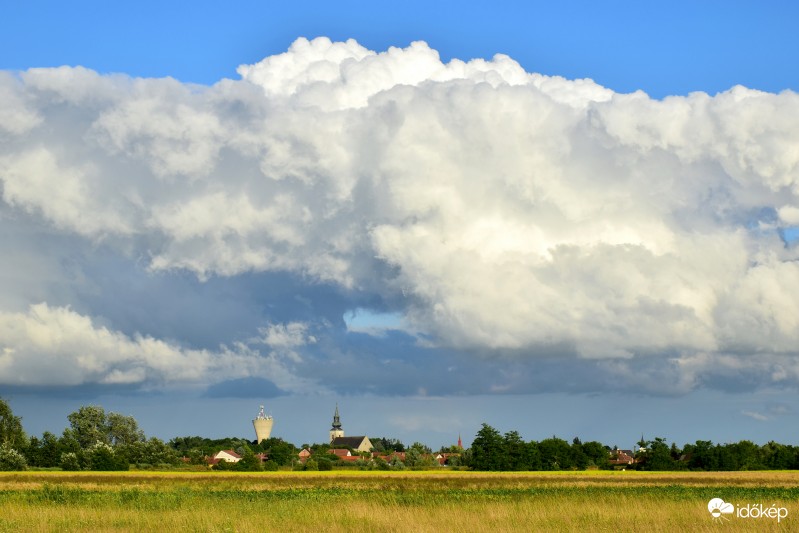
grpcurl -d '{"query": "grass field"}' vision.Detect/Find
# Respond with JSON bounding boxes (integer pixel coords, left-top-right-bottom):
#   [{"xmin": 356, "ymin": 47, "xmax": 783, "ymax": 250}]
[{"xmin": 1, "ymin": 470, "xmax": 798, "ymax": 532}]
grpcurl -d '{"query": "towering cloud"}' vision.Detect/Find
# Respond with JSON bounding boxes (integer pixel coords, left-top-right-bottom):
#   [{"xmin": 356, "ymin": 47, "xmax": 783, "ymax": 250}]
[{"xmin": 0, "ymin": 38, "xmax": 797, "ymax": 393}]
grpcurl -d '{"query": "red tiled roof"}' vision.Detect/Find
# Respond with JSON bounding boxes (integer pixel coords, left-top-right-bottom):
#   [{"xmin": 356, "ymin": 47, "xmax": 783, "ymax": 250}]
[
  {"xmin": 217, "ymin": 449, "xmax": 242, "ymax": 459},
  {"xmin": 609, "ymin": 451, "xmax": 636, "ymax": 465},
  {"xmin": 329, "ymin": 448, "xmax": 352, "ymax": 457}
]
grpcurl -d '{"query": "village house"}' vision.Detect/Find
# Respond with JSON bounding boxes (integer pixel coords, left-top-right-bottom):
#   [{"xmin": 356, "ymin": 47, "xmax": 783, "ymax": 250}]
[
  {"xmin": 609, "ymin": 449, "xmax": 637, "ymax": 468},
  {"xmin": 328, "ymin": 448, "xmax": 362, "ymax": 463},
  {"xmin": 434, "ymin": 452, "xmax": 461, "ymax": 466},
  {"xmin": 207, "ymin": 449, "xmax": 242, "ymax": 466}
]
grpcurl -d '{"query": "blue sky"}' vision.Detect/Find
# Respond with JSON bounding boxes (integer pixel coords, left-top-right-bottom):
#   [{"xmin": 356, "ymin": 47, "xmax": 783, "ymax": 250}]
[
  {"xmin": 2, "ymin": 2, "xmax": 799, "ymax": 450},
  {"xmin": 3, "ymin": 1, "xmax": 798, "ymax": 96}
]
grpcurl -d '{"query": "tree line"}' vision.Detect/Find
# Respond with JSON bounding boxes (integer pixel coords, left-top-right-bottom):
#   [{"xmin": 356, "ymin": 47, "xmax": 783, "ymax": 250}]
[
  {"xmin": 466, "ymin": 423, "xmax": 799, "ymax": 471},
  {"xmin": 468, "ymin": 424, "xmax": 610, "ymax": 470},
  {"xmin": 3, "ymin": 403, "xmax": 181, "ymax": 471}
]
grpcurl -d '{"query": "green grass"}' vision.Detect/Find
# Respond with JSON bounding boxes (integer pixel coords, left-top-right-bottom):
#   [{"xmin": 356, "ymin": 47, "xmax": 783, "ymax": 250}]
[{"xmin": 2, "ymin": 471, "xmax": 798, "ymax": 531}]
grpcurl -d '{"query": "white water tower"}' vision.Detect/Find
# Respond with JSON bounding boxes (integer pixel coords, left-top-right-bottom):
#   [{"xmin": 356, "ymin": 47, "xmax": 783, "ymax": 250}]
[{"xmin": 253, "ymin": 405, "xmax": 274, "ymax": 443}]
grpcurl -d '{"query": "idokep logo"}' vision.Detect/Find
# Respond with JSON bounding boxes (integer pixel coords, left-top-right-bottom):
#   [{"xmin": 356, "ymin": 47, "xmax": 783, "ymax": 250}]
[
  {"xmin": 707, "ymin": 498, "xmax": 789, "ymax": 523},
  {"xmin": 707, "ymin": 498, "xmax": 734, "ymax": 522}
]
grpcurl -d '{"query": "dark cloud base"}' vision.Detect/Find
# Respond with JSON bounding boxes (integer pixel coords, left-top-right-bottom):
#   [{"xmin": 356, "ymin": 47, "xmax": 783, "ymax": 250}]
[
  {"xmin": 1, "ymin": 382, "xmax": 153, "ymax": 400},
  {"xmin": 204, "ymin": 377, "xmax": 286, "ymax": 399}
]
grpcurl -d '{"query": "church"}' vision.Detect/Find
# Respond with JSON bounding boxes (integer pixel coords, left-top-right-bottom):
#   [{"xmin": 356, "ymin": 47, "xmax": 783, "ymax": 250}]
[{"xmin": 329, "ymin": 405, "xmax": 372, "ymax": 453}]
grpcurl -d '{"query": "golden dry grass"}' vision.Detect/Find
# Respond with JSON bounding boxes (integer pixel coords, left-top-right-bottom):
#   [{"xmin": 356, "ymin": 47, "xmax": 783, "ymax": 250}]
[{"xmin": 1, "ymin": 470, "xmax": 797, "ymax": 532}]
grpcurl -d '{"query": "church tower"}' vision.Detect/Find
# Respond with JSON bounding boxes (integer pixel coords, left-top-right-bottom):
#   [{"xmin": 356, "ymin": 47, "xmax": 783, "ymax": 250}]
[{"xmin": 329, "ymin": 404, "xmax": 344, "ymax": 443}]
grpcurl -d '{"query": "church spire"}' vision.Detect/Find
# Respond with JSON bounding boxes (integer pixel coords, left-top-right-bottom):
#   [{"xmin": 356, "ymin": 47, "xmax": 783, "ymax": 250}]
[
  {"xmin": 331, "ymin": 404, "xmax": 342, "ymax": 430},
  {"xmin": 329, "ymin": 403, "xmax": 344, "ymax": 443}
]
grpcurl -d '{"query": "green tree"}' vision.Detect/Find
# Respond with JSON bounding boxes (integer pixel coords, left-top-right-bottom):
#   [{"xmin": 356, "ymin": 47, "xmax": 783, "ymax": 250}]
[
  {"xmin": 317, "ymin": 457, "xmax": 334, "ymax": 471},
  {"xmin": 445, "ymin": 453, "xmax": 464, "ymax": 468},
  {"xmin": 469, "ymin": 423, "xmax": 505, "ymax": 471},
  {"xmin": 59, "ymin": 452, "xmax": 81, "ymax": 471},
  {"xmin": 124, "ymin": 437, "xmax": 179, "ymax": 467},
  {"xmin": 212, "ymin": 458, "xmax": 234, "ymax": 471},
  {"xmin": 526, "ymin": 442, "xmax": 542, "ymax": 471},
  {"xmin": 570, "ymin": 437, "xmax": 589, "ymax": 469},
  {"xmin": 258, "ymin": 437, "xmax": 297, "ymax": 466},
  {"xmin": 404, "ymin": 447, "xmax": 423, "ymax": 468},
  {"xmin": 0, "ymin": 446, "xmax": 27, "ymax": 471},
  {"xmin": 25, "ymin": 433, "xmax": 62, "ymax": 468},
  {"xmin": 86, "ymin": 442, "xmax": 128, "ymax": 471},
  {"xmin": 150, "ymin": 438, "xmax": 180, "ymax": 466},
  {"xmin": 439, "ymin": 444, "xmax": 464, "ymax": 454},
  {"xmin": 538, "ymin": 437, "xmax": 573, "ymax": 470},
  {"xmin": 25, "ymin": 435, "xmax": 42, "ymax": 467},
  {"xmin": 0, "ymin": 398, "xmax": 27, "ymax": 450},
  {"xmin": 731, "ymin": 440, "xmax": 762, "ymax": 470},
  {"xmin": 717, "ymin": 444, "xmax": 738, "ymax": 470},
  {"xmin": 67, "ymin": 406, "xmax": 109, "ymax": 448},
  {"xmin": 581, "ymin": 441, "xmax": 611, "ymax": 470},
  {"xmin": 637, "ymin": 438, "xmax": 675, "ymax": 471},
  {"xmin": 409, "ymin": 442, "xmax": 432, "ymax": 454},
  {"xmin": 371, "ymin": 456, "xmax": 389, "ymax": 470},
  {"xmin": 107, "ymin": 412, "xmax": 145, "ymax": 447},
  {"xmin": 67, "ymin": 405, "xmax": 147, "ymax": 454},
  {"xmin": 186, "ymin": 448, "xmax": 205, "ymax": 465},
  {"xmin": 762, "ymin": 441, "xmax": 793, "ymax": 470},
  {"xmin": 685, "ymin": 440, "xmax": 718, "ymax": 471},
  {"xmin": 58, "ymin": 429, "xmax": 82, "ymax": 455},
  {"xmin": 372, "ymin": 437, "xmax": 406, "ymax": 452},
  {"xmin": 168, "ymin": 436, "xmax": 207, "ymax": 455},
  {"xmin": 503, "ymin": 430, "xmax": 532, "ymax": 471},
  {"xmin": 236, "ymin": 448, "xmax": 264, "ymax": 471},
  {"xmin": 38, "ymin": 431, "xmax": 62, "ymax": 467},
  {"xmin": 670, "ymin": 442, "xmax": 681, "ymax": 460}
]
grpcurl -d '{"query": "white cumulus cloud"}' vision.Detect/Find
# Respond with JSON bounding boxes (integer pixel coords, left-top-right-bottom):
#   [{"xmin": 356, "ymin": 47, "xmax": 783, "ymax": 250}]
[
  {"xmin": 0, "ymin": 303, "xmax": 311, "ymax": 392},
  {"xmin": 0, "ymin": 37, "xmax": 798, "ymax": 393}
]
